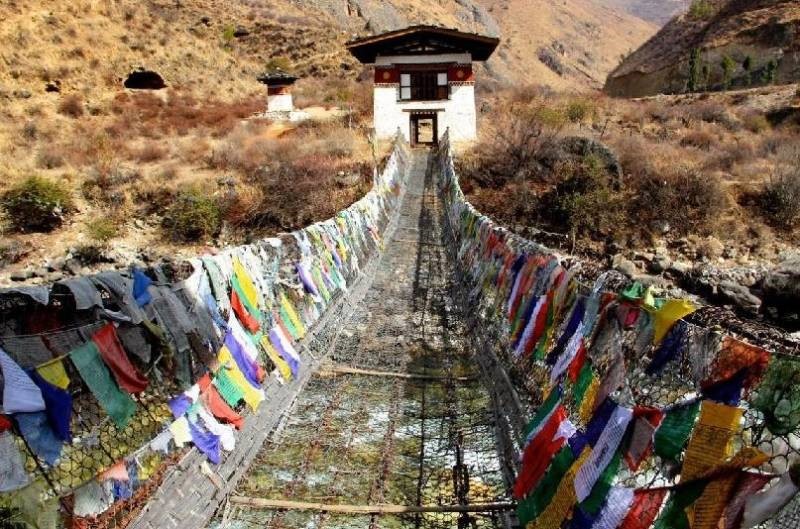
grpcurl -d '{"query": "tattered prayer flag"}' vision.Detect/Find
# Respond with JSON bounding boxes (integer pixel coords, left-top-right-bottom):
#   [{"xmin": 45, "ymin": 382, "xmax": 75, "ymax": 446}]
[
  {"xmin": 619, "ymin": 489, "xmax": 668, "ymax": 529},
  {"xmin": 0, "ymin": 347, "xmax": 45, "ymax": 413},
  {"xmin": 202, "ymin": 382, "xmax": 244, "ymax": 430},
  {"xmin": 70, "ymin": 341, "xmax": 137, "ymax": 429},
  {"xmin": 681, "ymin": 400, "xmax": 742, "ymax": 481},
  {"xmin": 269, "ymin": 326, "xmax": 301, "ymax": 378},
  {"xmin": 188, "ymin": 417, "xmax": 221, "ymax": 464},
  {"xmin": 653, "ymin": 400, "xmax": 701, "ymax": 461},
  {"xmin": 169, "ymin": 417, "xmax": 191, "ymax": 446},
  {"xmin": 92, "ymin": 324, "xmax": 148, "ymax": 394},
  {"xmin": 213, "ymin": 366, "xmax": 246, "ymax": 408},
  {"xmin": 624, "ymin": 406, "xmax": 664, "ymax": 471},
  {"xmin": 650, "ymin": 299, "xmax": 697, "ymax": 345},
  {"xmin": 702, "ymin": 336, "xmax": 770, "ymax": 396},
  {"xmin": 741, "ymin": 471, "xmax": 799, "ymax": 529},
  {"xmin": 14, "ymin": 411, "xmax": 63, "ymax": 466},
  {"xmin": 523, "ymin": 386, "xmax": 562, "ymax": 441},
  {"xmin": 720, "ymin": 472, "xmax": 772, "ymax": 529}
]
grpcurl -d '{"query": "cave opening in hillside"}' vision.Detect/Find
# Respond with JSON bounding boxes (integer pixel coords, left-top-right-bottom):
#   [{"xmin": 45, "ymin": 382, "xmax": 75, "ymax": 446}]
[{"xmin": 124, "ymin": 70, "xmax": 166, "ymax": 90}]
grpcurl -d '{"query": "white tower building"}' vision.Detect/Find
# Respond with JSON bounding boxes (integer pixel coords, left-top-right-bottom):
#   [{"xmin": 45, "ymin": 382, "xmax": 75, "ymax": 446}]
[{"xmin": 347, "ymin": 26, "xmax": 499, "ymax": 146}]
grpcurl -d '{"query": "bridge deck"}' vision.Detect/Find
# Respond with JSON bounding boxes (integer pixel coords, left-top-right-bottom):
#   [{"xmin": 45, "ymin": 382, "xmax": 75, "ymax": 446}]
[{"xmin": 212, "ymin": 151, "xmax": 514, "ymax": 529}]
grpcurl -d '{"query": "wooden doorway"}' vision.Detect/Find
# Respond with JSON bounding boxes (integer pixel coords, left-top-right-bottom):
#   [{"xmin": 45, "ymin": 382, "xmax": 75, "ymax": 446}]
[{"xmin": 410, "ymin": 112, "xmax": 438, "ymax": 147}]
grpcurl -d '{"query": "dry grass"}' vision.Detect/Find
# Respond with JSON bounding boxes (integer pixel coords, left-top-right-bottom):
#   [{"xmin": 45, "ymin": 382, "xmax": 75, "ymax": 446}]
[{"xmin": 466, "ymin": 86, "xmax": 800, "ymax": 253}]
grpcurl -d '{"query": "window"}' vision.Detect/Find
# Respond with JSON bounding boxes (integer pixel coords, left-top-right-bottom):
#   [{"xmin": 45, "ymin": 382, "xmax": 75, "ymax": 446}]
[
  {"xmin": 398, "ymin": 71, "xmax": 449, "ymax": 101},
  {"xmin": 400, "ymin": 74, "xmax": 411, "ymax": 100}
]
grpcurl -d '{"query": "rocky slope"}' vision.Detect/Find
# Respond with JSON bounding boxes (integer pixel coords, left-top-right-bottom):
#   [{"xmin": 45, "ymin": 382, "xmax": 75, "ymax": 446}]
[
  {"xmin": 605, "ymin": 0, "xmax": 800, "ymax": 97},
  {"xmin": 599, "ymin": 0, "xmax": 691, "ymax": 25}
]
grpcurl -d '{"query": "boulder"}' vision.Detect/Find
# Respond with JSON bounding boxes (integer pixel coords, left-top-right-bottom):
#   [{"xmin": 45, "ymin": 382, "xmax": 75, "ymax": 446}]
[
  {"xmin": 763, "ymin": 256, "xmax": 800, "ymax": 325},
  {"xmin": 718, "ymin": 280, "xmax": 762, "ymax": 316},
  {"xmin": 649, "ymin": 254, "xmax": 672, "ymax": 274},
  {"xmin": 612, "ymin": 254, "xmax": 638, "ymax": 278}
]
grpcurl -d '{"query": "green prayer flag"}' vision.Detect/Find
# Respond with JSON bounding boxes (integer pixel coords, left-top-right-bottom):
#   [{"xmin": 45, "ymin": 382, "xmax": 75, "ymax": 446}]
[
  {"xmin": 517, "ymin": 446, "xmax": 575, "ymax": 526},
  {"xmin": 654, "ymin": 400, "xmax": 701, "ymax": 461},
  {"xmin": 279, "ymin": 305, "xmax": 300, "ymax": 341},
  {"xmin": 573, "ymin": 363, "xmax": 594, "ymax": 408},
  {"xmin": 232, "ymin": 275, "xmax": 260, "ymax": 317},
  {"xmin": 523, "ymin": 386, "xmax": 561, "ymax": 441},
  {"xmin": 653, "ymin": 480, "xmax": 707, "ymax": 529},
  {"xmin": 214, "ymin": 368, "xmax": 245, "ymax": 408},
  {"xmin": 70, "ymin": 341, "xmax": 136, "ymax": 429},
  {"xmin": 621, "ymin": 282, "xmax": 646, "ymax": 301}
]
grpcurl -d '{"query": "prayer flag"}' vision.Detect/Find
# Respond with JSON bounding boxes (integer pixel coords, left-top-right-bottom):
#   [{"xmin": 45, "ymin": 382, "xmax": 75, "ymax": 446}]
[
  {"xmin": 70, "ymin": 341, "xmax": 137, "ymax": 429},
  {"xmin": 0, "ymin": 347, "xmax": 45, "ymax": 413},
  {"xmin": 91, "ymin": 324, "xmax": 148, "ymax": 394}
]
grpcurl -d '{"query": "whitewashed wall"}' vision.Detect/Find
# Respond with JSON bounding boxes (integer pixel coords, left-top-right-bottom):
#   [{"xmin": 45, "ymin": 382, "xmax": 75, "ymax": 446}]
[
  {"xmin": 372, "ymin": 53, "xmax": 477, "ymax": 143},
  {"xmin": 268, "ymin": 93, "xmax": 293, "ymax": 112}
]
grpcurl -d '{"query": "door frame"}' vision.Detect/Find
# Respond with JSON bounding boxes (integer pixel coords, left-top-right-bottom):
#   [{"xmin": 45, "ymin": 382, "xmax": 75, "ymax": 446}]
[{"xmin": 409, "ymin": 111, "xmax": 439, "ymax": 147}]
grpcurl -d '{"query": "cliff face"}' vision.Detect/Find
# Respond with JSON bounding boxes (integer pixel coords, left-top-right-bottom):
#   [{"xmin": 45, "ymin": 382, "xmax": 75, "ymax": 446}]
[{"xmin": 605, "ymin": 0, "xmax": 800, "ymax": 97}]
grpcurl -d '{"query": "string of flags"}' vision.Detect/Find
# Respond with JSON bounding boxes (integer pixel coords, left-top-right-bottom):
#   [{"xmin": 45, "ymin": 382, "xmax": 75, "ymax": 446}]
[
  {"xmin": 435, "ymin": 132, "xmax": 800, "ymax": 529},
  {"xmin": 0, "ymin": 143, "xmax": 409, "ymax": 519}
]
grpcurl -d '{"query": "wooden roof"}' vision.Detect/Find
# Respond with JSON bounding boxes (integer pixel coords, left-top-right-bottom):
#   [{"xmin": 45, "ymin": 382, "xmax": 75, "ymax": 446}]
[{"xmin": 346, "ymin": 25, "xmax": 499, "ymax": 64}]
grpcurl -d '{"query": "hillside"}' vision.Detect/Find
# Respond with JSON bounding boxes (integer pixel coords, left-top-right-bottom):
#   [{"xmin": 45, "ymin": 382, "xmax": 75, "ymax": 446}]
[
  {"xmin": 599, "ymin": 0, "xmax": 691, "ymax": 25},
  {"xmin": 605, "ymin": 0, "xmax": 800, "ymax": 97}
]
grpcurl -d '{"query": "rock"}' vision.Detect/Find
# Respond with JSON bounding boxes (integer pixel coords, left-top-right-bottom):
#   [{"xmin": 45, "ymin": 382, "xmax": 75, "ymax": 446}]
[
  {"xmin": 45, "ymin": 80, "xmax": 61, "ymax": 93},
  {"xmin": 233, "ymin": 26, "xmax": 250, "ymax": 38},
  {"xmin": 200, "ymin": 16, "xmax": 211, "ymax": 26},
  {"xmin": 668, "ymin": 261, "xmax": 693, "ymax": 276},
  {"xmin": 697, "ymin": 236, "xmax": 725, "ymax": 260},
  {"xmin": 763, "ymin": 256, "xmax": 800, "ymax": 325},
  {"xmin": 64, "ymin": 258, "xmax": 82, "ymax": 275},
  {"xmin": 718, "ymin": 281, "xmax": 762, "ymax": 315},
  {"xmin": 10, "ymin": 269, "xmax": 33, "ymax": 281},
  {"xmin": 649, "ymin": 255, "xmax": 672, "ymax": 274},
  {"xmin": 612, "ymin": 254, "xmax": 638, "ymax": 278}
]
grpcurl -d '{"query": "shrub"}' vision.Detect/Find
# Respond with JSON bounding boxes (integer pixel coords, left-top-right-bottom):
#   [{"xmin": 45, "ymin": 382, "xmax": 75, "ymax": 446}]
[
  {"xmin": 742, "ymin": 112, "xmax": 771, "ymax": 134},
  {"xmin": 761, "ymin": 150, "xmax": 800, "ymax": 229},
  {"xmin": 631, "ymin": 166, "xmax": 727, "ymax": 235},
  {"xmin": 58, "ymin": 94, "xmax": 84, "ymax": 118},
  {"xmin": 37, "ymin": 146, "xmax": 66, "ymax": 169},
  {"xmin": 688, "ymin": 0, "xmax": 715, "ymax": 20},
  {"xmin": 85, "ymin": 217, "xmax": 119, "ymax": 244},
  {"xmin": 163, "ymin": 188, "xmax": 221, "ymax": 241},
  {"xmin": 565, "ymin": 98, "xmax": 596, "ymax": 125},
  {"xmin": 680, "ymin": 129, "xmax": 717, "ymax": 150},
  {"xmin": 1, "ymin": 176, "xmax": 75, "ymax": 232},
  {"xmin": 539, "ymin": 156, "xmax": 627, "ymax": 238}
]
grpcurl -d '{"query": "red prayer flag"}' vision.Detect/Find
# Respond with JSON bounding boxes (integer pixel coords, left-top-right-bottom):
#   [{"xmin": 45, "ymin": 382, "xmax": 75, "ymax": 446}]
[
  {"xmin": 199, "ymin": 374, "xmax": 244, "ymax": 430},
  {"xmin": 92, "ymin": 324, "xmax": 148, "ymax": 394},
  {"xmin": 513, "ymin": 406, "xmax": 568, "ymax": 499},
  {"xmin": 230, "ymin": 290, "xmax": 260, "ymax": 333},
  {"xmin": 619, "ymin": 489, "xmax": 667, "ymax": 529}
]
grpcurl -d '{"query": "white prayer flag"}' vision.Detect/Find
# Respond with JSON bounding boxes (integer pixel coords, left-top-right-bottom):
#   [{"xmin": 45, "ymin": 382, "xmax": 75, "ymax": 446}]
[
  {"xmin": 574, "ymin": 405, "xmax": 634, "ymax": 502},
  {"xmin": 0, "ymin": 347, "xmax": 46, "ymax": 414}
]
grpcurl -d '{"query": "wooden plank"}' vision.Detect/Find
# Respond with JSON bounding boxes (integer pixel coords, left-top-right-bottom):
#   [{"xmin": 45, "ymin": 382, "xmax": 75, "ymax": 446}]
[
  {"xmin": 228, "ymin": 496, "xmax": 515, "ymax": 514},
  {"xmin": 316, "ymin": 364, "xmax": 475, "ymax": 381}
]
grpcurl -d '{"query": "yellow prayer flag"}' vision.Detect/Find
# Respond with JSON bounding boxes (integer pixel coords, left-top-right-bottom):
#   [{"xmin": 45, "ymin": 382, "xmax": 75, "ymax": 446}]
[
  {"xmin": 218, "ymin": 346, "xmax": 264, "ymax": 410},
  {"xmin": 528, "ymin": 448, "xmax": 591, "ymax": 529},
  {"xmin": 260, "ymin": 336, "xmax": 293, "ymax": 382},
  {"xmin": 280, "ymin": 293, "xmax": 306, "ymax": 339},
  {"xmin": 682, "ymin": 400, "xmax": 743, "ymax": 481},
  {"xmin": 36, "ymin": 359, "xmax": 70, "ymax": 390},
  {"xmin": 233, "ymin": 257, "xmax": 260, "ymax": 309},
  {"xmin": 651, "ymin": 299, "xmax": 697, "ymax": 344}
]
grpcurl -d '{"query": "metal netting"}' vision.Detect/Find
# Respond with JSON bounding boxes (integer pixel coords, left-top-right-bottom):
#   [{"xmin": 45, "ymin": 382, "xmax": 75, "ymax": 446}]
[
  {"xmin": 214, "ymin": 151, "xmax": 516, "ymax": 529},
  {"xmin": 433, "ymin": 131, "xmax": 800, "ymax": 529}
]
